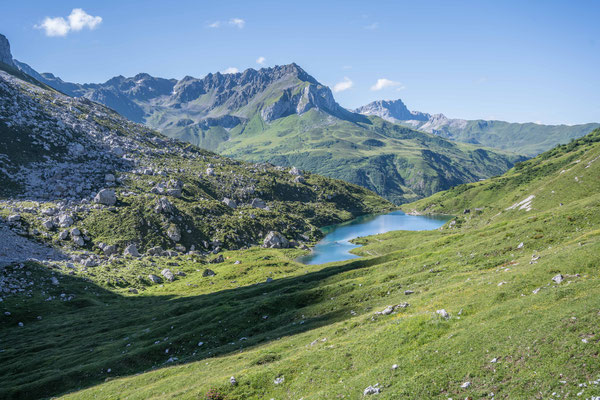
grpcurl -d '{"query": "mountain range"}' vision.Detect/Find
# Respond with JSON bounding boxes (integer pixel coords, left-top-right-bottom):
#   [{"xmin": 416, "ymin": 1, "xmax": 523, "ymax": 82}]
[
  {"xmin": 6, "ymin": 33, "xmax": 596, "ymax": 204},
  {"xmin": 356, "ymin": 98, "xmax": 599, "ymax": 156}
]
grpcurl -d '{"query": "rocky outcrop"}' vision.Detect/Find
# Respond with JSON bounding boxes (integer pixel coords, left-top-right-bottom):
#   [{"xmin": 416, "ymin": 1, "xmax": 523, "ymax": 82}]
[
  {"xmin": 261, "ymin": 84, "xmax": 341, "ymax": 122},
  {"xmin": 0, "ymin": 34, "xmax": 14, "ymax": 67},
  {"xmin": 262, "ymin": 231, "xmax": 289, "ymax": 248},
  {"xmin": 355, "ymin": 99, "xmax": 429, "ymax": 123}
]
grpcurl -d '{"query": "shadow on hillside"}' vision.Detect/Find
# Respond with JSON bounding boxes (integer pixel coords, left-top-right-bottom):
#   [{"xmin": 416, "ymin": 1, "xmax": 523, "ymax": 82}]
[{"xmin": 0, "ymin": 253, "xmax": 390, "ymax": 399}]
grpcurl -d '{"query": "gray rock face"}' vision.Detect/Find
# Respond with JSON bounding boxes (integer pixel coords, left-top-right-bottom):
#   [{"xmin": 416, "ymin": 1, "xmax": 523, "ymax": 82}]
[
  {"xmin": 123, "ymin": 244, "xmax": 140, "ymax": 257},
  {"xmin": 94, "ymin": 189, "xmax": 117, "ymax": 206},
  {"xmin": 0, "ymin": 34, "xmax": 14, "ymax": 67},
  {"xmin": 261, "ymin": 83, "xmax": 341, "ymax": 122},
  {"xmin": 355, "ymin": 99, "xmax": 429, "ymax": 123},
  {"xmin": 263, "ymin": 231, "xmax": 289, "ymax": 248}
]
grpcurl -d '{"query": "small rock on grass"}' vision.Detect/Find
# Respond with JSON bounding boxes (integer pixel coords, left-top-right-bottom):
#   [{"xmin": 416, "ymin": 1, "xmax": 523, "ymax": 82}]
[{"xmin": 364, "ymin": 384, "xmax": 381, "ymax": 395}]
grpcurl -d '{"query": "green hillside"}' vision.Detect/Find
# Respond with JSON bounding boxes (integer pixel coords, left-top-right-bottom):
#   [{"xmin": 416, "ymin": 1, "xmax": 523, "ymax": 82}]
[
  {"xmin": 3, "ymin": 123, "xmax": 599, "ymax": 399},
  {"xmin": 435, "ymin": 119, "xmax": 600, "ymax": 157},
  {"xmin": 178, "ymin": 110, "xmax": 524, "ymax": 205}
]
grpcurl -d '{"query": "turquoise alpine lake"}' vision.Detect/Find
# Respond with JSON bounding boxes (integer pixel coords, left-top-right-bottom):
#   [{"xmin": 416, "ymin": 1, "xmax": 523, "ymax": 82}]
[{"xmin": 298, "ymin": 210, "xmax": 450, "ymax": 265}]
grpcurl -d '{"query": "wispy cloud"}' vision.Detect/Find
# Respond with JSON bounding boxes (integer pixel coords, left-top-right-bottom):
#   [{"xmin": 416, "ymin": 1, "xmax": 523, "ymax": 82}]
[
  {"xmin": 256, "ymin": 56, "xmax": 266, "ymax": 65},
  {"xmin": 333, "ymin": 77, "xmax": 353, "ymax": 93},
  {"xmin": 364, "ymin": 22, "xmax": 379, "ymax": 30},
  {"xmin": 36, "ymin": 8, "xmax": 102, "ymax": 37},
  {"xmin": 207, "ymin": 18, "xmax": 246, "ymax": 29},
  {"xmin": 370, "ymin": 78, "xmax": 404, "ymax": 91},
  {"xmin": 229, "ymin": 18, "xmax": 245, "ymax": 28},
  {"xmin": 222, "ymin": 67, "xmax": 239, "ymax": 74}
]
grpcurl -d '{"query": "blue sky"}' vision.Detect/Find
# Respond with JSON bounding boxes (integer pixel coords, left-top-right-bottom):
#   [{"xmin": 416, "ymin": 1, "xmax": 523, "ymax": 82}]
[{"xmin": 1, "ymin": 0, "xmax": 599, "ymax": 124}]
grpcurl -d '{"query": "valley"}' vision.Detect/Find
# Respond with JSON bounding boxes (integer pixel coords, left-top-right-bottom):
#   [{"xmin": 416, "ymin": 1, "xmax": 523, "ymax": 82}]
[{"xmin": 1, "ymin": 6, "xmax": 599, "ymax": 398}]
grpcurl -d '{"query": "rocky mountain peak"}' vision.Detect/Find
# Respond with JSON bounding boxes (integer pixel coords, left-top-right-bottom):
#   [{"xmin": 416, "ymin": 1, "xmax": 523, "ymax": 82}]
[
  {"xmin": 0, "ymin": 34, "xmax": 15, "ymax": 67},
  {"xmin": 355, "ymin": 99, "xmax": 429, "ymax": 122}
]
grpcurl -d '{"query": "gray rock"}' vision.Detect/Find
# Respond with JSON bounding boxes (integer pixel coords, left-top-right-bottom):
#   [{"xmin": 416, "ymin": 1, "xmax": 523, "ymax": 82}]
[
  {"xmin": 251, "ymin": 198, "xmax": 268, "ymax": 209},
  {"xmin": 154, "ymin": 197, "xmax": 174, "ymax": 214},
  {"xmin": 7, "ymin": 214, "xmax": 21, "ymax": 223},
  {"xmin": 148, "ymin": 274, "xmax": 161, "ymax": 283},
  {"xmin": 209, "ymin": 255, "xmax": 224, "ymax": 264},
  {"xmin": 94, "ymin": 189, "xmax": 117, "ymax": 206},
  {"xmin": 202, "ymin": 268, "xmax": 216, "ymax": 277},
  {"xmin": 167, "ymin": 225, "xmax": 181, "ymax": 242},
  {"xmin": 363, "ymin": 384, "xmax": 381, "ymax": 395},
  {"xmin": 42, "ymin": 220, "xmax": 55, "ymax": 230},
  {"xmin": 552, "ymin": 274, "xmax": 564, "ymax": 284},
  {"xmin": 72, "ymin": 235, "xmax": 85, "ymax": 246},
  {"xmin": 263, "ymin": 231, "xmax": 289, "ymax": 248},
  {"xmin": 102, "ymin": 244, "xmax": 118, "ymax": 256},
  {"xmin": 161, "ymin": 269, "xmax": 174, "ymax": 282},
  {"xmin": 58, "ymin": 230, "xmax": 69, "ymax": 240},
  {"xmin": 123, "ymin": 244, "xmax": 140, "ymax": 257},
  {"xmin": 146, "ymin": 246, "xmax": 164, "ymax": 256},
  {"xmin": 436, "ymin": 309, "xmax": 450, "ymax": 319},
  {"xmin": 289, "ymin": 166, "xmax": 302, "ymax": 176},
  {"xmin": 58, "ymin": 214, "xmax": 74, "ymax": 228},
  {"xmin": 230, "ymin": 376, "xmax": 237, "ymax": 386},
  {"xmin": 222, "ymin": 198, "xmax": 237, "ymax": 209}
]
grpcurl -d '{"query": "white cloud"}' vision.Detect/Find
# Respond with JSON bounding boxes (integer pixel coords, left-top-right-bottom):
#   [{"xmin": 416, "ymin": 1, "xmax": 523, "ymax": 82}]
[
  {"xmin": 207, "ymin": 18, "xmax": 245, "ymax": 29},
  {"xmin": 365, "ymin": 22, "xmax": 379, "ymax": 30},
  {"xmin": 37, "ymin": 17, "xmax": 71, "ymax": 37},
  {"xmin": 36, "ymin": 8, "xmax": 102, "ymax": 37},
  {"xmin": 68, "ymin": 8, "xmax": 102, "ymax": 31},
  {"xmin": 256, "ymin": 56, "xmax": 266, "ymax": 65},
  {"xmin": 370, "ymin": 78, "xmax": 404, "ymax": 91},
  {"xmin": 222, "ymin": 67, "xmax": 239, "ymax": 74},
  {"xmin": 229, "ymin": 18, "xmax": 245, "ymax": 28},
  {"xmin": 333, "ymin": 77, "xmax": 353, "ymax": 93}
]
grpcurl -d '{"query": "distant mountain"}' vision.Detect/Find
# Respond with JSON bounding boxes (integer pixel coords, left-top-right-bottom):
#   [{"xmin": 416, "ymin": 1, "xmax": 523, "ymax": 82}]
[
  {"xmin": 356, "ymin": 99, "xmax": 599, "ymax": 156},
  {"xmin": 4, "ymin": 35, "xmax": 523, "ymax": 204}
]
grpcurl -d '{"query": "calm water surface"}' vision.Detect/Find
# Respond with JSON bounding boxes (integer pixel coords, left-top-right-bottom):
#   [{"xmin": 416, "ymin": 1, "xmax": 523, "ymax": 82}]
[{"xmin": 298, "ymin": 210, "xmax": 450, "ymax": 265}]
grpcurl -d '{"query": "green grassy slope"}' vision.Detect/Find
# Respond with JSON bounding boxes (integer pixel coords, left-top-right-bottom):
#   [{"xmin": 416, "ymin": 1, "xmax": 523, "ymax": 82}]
[
  {"xmin": 3, "ymin": 130, "xmax": 599, "ymax": 399},
  {"xmin": 210, "ymin": 111, "xmax": 524, "ymax": 205}
]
